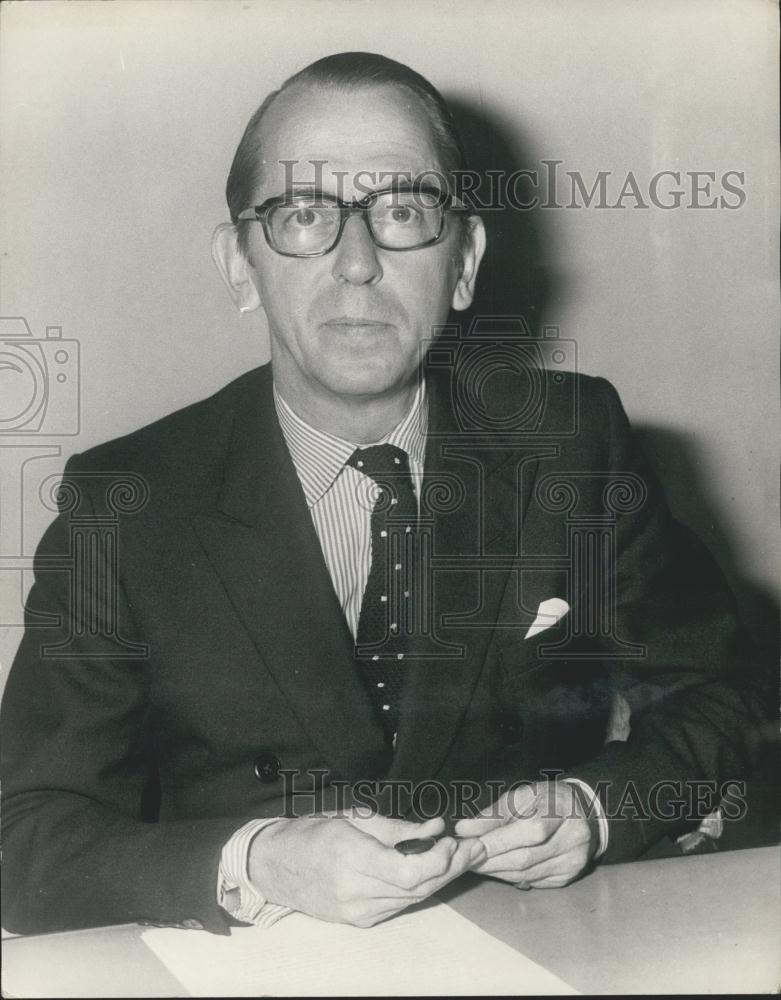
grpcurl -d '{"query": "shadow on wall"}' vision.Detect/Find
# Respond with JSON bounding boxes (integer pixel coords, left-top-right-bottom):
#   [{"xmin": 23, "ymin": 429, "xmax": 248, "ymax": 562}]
[
  {"xmin": 446, "ymin": 97, "xmax": 555, "ymax": 332},
  {"xmin": 638, "ymin": 425, "xmax": 779, "ymax": 851},
  {"xmin": 635, "ymin": 423, "xmax": 779, "ymax": 670}
]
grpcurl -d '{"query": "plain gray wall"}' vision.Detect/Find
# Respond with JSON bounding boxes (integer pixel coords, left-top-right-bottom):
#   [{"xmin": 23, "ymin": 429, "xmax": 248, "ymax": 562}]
[{"xmin": 1, "ymin": 0, "xmax": 778, "ymax": 686}]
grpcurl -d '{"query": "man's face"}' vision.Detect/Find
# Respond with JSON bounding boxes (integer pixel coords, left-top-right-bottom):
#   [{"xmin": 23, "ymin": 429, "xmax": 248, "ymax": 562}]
[{"xmin": 242, "ymin": 83, "xmax": 481, "ymax": 404}]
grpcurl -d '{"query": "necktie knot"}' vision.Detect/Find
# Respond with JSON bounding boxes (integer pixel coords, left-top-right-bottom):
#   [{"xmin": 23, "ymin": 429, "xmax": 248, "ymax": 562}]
[
  {"xmin": 347, "ymin": 444, "xmax": 409, "ymax": 480},
  {"xmin": 347, "ymin": 445, "xmax": 416, "ymax": 520}
]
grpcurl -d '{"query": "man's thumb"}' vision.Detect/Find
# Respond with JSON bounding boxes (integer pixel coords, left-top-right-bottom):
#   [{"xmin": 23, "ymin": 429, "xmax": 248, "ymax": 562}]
[{"xmin": 346, "ymin": 811, "xmax": 446, "ymax": 845}]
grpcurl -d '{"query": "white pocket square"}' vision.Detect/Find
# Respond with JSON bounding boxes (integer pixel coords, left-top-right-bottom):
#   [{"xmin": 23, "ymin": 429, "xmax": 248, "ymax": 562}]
[{"xmin": 524, "ymin": 598, "xmax": 570, "ymax": 639}]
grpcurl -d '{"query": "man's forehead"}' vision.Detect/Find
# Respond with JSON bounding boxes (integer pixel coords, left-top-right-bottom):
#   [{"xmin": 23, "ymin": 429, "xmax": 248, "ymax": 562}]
[{"xmin": 254, "ymin": 82, "xmax": 442, "ymax": 195}]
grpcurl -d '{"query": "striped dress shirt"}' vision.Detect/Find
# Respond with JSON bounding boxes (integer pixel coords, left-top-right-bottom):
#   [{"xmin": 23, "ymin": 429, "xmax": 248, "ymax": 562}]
[{"xmin": 272, "ymin": 381, "xmax": 427, "ymax": 639}]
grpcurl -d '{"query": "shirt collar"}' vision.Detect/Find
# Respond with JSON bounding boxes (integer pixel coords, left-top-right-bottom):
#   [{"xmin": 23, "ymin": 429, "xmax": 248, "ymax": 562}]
[{"xmin": 273, "ymin": 379, "xmax": 428, "ymax": 508}]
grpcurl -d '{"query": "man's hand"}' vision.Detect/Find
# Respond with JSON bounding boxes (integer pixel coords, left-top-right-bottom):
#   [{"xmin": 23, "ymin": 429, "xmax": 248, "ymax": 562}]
[
  {"xmin": 248, "ymin": 812, "xmax": 486, "ymax": 927},
  {"xmin": 454, "ymin": 781, "xmax": 599, "ymax": 889}
]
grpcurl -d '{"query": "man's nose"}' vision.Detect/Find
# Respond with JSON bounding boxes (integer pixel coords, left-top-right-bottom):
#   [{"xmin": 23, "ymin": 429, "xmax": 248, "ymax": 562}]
[{"xmin": 331, "ymin": 214, "xmax": 383, "ymax": 285}]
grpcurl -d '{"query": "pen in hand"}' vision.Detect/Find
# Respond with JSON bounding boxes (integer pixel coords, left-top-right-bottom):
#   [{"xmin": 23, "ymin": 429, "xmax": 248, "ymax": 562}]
[
  {"xmin": 394, "ymin": 836, "xmax": 439, "ymax": 855},
  {"xmin": 394, "ymin": 809, "xmax": 476, "ymax": 853}
]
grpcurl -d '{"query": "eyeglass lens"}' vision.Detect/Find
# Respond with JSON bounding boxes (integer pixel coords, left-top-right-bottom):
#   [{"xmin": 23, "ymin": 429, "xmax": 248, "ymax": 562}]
[{"xmin": 267, "ymin": 189, "xmax": 444, "ymax": 254}]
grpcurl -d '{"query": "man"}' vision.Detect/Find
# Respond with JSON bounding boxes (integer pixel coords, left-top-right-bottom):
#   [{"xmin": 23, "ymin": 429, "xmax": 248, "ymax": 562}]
[{"xmin": 1, "ymin": 52, "xmax": 767, "ymax": 936}]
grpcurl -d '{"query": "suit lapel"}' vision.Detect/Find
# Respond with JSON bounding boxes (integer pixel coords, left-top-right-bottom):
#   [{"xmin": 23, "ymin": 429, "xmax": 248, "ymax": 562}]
[
  {"xmin": 390, "ymin": 365, "xmax": 542, "ymax": 782},
  {"xmin": 191, "ymin": 368, "xmax": 391, "ymax": 782}
]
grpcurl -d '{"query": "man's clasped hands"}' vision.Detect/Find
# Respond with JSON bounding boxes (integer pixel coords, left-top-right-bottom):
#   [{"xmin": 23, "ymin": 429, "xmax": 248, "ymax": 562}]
[{"xmin": 249, "ymin": 780, "xmax": 600, "ymax": 926}]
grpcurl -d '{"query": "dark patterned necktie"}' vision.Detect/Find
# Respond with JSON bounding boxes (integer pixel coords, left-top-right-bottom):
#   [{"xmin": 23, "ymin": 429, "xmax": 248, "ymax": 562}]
[{"xmin": 346, "ymin": 444, "xmax": 418, "ymax": 739}]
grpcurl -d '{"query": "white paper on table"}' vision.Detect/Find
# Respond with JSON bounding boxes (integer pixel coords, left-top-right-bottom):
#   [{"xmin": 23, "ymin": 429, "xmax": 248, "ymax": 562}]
[{"xmin": 142, "ymin": 901, "xmax": 579, "ymax": 997}]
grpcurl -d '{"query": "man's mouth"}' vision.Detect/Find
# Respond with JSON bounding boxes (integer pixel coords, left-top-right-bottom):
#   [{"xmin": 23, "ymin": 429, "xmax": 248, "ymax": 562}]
[{"xmin": 323, "ymin": 316, "xmax": 394, "ymax": 330}]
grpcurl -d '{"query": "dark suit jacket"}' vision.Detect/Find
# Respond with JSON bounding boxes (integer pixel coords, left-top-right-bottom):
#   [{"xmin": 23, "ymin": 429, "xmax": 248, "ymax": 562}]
[{"xmin": 1, "ymin": 360, "xmax": 767, "ymax": 935}]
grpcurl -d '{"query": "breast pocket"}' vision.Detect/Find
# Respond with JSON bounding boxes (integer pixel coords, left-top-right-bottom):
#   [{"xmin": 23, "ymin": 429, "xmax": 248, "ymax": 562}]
[{"xmin": 495, "ymin": 613, "xmax": 570, "ymax": 691}]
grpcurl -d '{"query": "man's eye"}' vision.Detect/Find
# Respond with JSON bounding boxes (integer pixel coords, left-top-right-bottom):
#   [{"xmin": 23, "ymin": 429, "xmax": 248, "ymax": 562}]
[
  {"xmin": 390, "ymin": 206, "xmax": 415, "ymax": 224},
  {"xmin": 278, "ymin": 204, "xmax": 336, "ymax": 231},
  {"xmin": 294, "ymin": 207, "xmax": 317, "ymax": 227}
]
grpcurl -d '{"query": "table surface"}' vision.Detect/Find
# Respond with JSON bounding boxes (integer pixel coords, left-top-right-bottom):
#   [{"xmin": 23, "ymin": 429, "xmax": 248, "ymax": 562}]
[{"xmin": 3, "ymin": 845, "xmax": 780, "ymax": 997}]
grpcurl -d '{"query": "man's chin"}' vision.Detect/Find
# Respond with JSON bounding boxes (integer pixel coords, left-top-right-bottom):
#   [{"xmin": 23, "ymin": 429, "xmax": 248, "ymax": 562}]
[
  {"xmin": 317, "ymin": 372, "xmax": 407, "ymax": 400},
  {"xmin": 312, "ymin": 359, "xmax": 416, "ymax": 401}
]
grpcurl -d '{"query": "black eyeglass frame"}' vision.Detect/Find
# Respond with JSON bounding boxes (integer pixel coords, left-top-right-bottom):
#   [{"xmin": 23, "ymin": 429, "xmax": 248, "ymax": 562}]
[{"xmin": 236, "ymin": 183, "xmax": 471, "ymax": 258}]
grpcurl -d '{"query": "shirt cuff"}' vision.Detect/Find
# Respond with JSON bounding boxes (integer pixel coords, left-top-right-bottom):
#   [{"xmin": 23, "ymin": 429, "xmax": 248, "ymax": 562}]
[
  {"xmin": 218, "ymin": 818, "xmax": 293, "ymax": 926},
  {"xmin": 561, "ymin": 778, "xmax": 609, "ymax": 860}
]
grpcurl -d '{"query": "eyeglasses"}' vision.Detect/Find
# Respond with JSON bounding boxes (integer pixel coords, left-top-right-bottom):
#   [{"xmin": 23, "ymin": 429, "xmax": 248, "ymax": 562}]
[{"xmin": 237, "ymin": 184, "xmax": 469, "ymax": 258}]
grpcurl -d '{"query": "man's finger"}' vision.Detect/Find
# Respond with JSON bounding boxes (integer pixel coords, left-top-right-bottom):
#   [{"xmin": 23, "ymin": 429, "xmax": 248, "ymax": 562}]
[
  {"xmin": 525, "ymin": 873, "xmax": 576, "ymax": 889},
  {"xmin": 355, "ymin": 834, "xmax": 460, "ymax": 889},
  {"xmin": 453, "ymin": 812, "xmax": 507, "ymax": 839},
  {"xmin": 405, "ymin": 838, "xmax": 487, "ymax": 898},
  {"xmin": 353, "ymin": 838, "xmax": 485, "ymax": 903},
  {"xmin": 471, "ymin": 838, "xmax": 560, "ymax": 877},
  {"xmin": 470, "ymin": 812, "xmax": 555, "ymax": 859},
  {"xmin": 516, "ymin": 847, "xmax": 590, "ymax": 886},
  {"xmin": 454, "ymin": 784, "xmax": 539, "ymax": 838},
  {"xmin": 493, "ymin": 854, "xmax": 571, "ymax": 884},
  {"xmin": 347, "ymin": 811, "xmax": 446, "ymax": 847}
]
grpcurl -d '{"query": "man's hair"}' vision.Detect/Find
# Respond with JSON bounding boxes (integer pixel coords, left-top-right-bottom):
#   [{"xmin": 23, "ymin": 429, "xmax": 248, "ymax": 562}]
[{"xmin": 226, "ymin": 51, "xmax": 470, "ymax": 257}]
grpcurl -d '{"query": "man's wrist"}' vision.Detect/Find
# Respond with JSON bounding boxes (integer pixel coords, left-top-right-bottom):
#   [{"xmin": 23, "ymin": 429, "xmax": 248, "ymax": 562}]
[
  {"xmin": 561, "ymin": 778, "xmax": 608, "ymax": 860},
  {"xmin": 218, "ymin": 817, "xmax": 292, "ymax": 926},
  {"xmin": 245, "ymin": 816, "xmax": 291, "ymax": 895}
]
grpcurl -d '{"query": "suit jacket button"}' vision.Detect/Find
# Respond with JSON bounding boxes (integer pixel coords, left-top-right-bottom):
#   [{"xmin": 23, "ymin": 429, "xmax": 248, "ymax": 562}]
[{"xmin": 254, "ymin": 752, "xmax": 281, "ymax": 783}]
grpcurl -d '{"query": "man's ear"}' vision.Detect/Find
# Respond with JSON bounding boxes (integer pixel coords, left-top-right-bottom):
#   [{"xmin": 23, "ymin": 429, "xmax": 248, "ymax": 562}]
[
  {"xmin": 451, "ymin": 215, "xmax": 486, "ymax": 312},
  {"xmin": 211, "ymin": 223, "xmax": 261, "ymax": 314}
]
